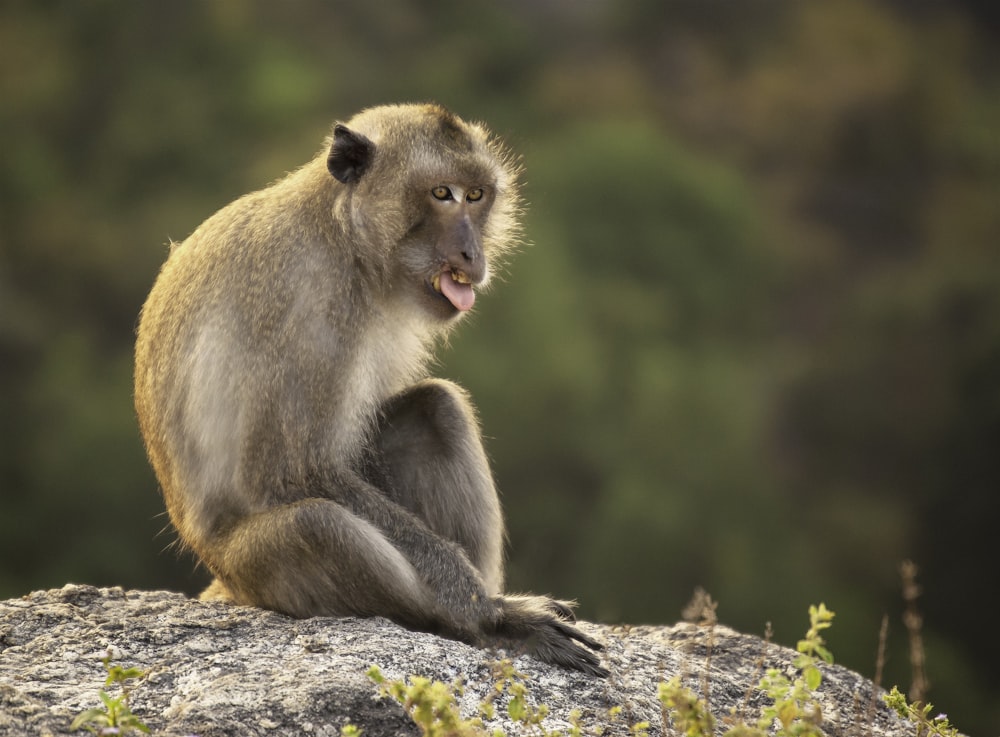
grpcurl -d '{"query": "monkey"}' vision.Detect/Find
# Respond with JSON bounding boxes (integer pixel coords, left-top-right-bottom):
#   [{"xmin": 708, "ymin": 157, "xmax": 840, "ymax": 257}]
[{"xmin": 134, "ymin": 103, "xmax": 606, "ymax": 677}]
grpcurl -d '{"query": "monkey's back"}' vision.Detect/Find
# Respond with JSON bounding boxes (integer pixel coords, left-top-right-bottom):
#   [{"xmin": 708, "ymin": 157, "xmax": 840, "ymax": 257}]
[{"xmin": 134, "ymin": 158, "xmax": 422, "ymax": 553}]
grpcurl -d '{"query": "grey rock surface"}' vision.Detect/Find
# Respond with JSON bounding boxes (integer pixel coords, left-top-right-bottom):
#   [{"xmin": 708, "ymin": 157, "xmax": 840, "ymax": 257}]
[{"xmin": 0, "ymin": 585, "xmax": 914, "ymax": 736}]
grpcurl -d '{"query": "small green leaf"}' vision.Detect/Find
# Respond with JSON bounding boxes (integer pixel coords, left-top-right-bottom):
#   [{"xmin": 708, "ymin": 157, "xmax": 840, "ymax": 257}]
[
  {"xmin": 119, "ymin": 714, "xmax": 151, "ymax": 733},
  {"xmin": 97, "ymin": 690, "xmax": 119, "ymax": 710},
  {"xmin": 70, "ymin": 707, "xmax": 110, "ymax": 730},
  {"xmin": 803, "ymin": 665, "xmax": 822, "ymax": 691},
  {"xmin": 479, "ymin": 701, "xmax": 495, "ymax": 720},
  {"xmin": 630, "ymin": 720, "xmax": 650, "ymax": 735},
  {"xmin": 777, "ymin": 700, "xmax": 797, "ymax": 728},
  {"xmin": 883, "ymin": 686, "xmax": 909, "ymax": 717},
  {"xmin": 508, "ymin": 695, "xmax": 526, "ymax": 722},
  {"xmin": 813, "ymin": 644, "xmax": 834, "ymax": 664}
]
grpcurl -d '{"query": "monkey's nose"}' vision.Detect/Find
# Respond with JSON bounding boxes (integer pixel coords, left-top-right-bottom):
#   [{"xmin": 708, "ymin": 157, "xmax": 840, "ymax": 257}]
[
  {"xmin": 447, "ymin": 257, "xmax": 485, "ymax": 287},
  {"xmin": 454, "ymin": 217, "xmax": 484, "ymax": 270}
]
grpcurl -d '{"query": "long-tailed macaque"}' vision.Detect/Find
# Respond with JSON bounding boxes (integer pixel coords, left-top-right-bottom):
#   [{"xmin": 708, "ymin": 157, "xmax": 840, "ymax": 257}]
[{"xmin": 134, "ymin": 103, "xmax": 606, "ymax": 676}]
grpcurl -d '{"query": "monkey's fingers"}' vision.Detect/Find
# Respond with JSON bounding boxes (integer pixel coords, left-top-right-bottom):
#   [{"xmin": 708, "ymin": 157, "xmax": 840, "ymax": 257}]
[
  {"xmin": 492, "ymin": 596, "xmax": 608, "ymax": 677},
  {"xmin": 546, "ymin": 598, "xmax": 578, "ymax": 622},
  {"xmin": 532, "ymin": 622, "xmax": 609, "ymax": 678},
  {"xmin": 549, "ymin": 617, "xmax": 604, "ymax": 653}
]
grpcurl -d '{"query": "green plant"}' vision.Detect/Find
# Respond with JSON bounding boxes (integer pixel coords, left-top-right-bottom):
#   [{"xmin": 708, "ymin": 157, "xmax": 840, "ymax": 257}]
[
  {"xmin": 603, "ymin": 706, "xmax": 649, "ymax": 737},
  {"xmin": 749, "ymin": 603, "xmax": 833, "ymax": 736},
  {"xmin": 367, "ymin": 660, "xmax": 624, "ymax": 737},
  {"xmin": 368, "ymin": 664, "xmax": 490, "ymax": 737},
  {"xmin": 883, "ymin": 687, "xmax": 961, "ymax": 737},
  {"xmin": 657, "ymin": 604, "xmax": 835, "ymax": 737},
  {"xmin": 658, "ymin": 677, "xmax": 716, "ymax": 736},
  {"xmin": 486, "ymin": 659, "xmax": 551, "ymax": 730},
  {"xmin": 70, "ymin": 650, "xmax": 150, "ymax": 735},
  {"xmin": 364, "ymin": 602, "xmax": 966, "ymax": 737}
]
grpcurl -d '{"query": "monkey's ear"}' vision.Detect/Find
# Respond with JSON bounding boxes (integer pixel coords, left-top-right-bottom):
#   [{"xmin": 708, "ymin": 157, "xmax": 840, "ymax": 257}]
[{"xmin": 328, "ymin": 124, "xmax": 375, "ymax": 184}]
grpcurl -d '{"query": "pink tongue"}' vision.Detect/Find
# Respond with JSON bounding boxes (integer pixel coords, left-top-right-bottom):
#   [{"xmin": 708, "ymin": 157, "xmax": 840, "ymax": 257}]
[{"xmin": 439, "ymin": 271, "xmax": 475, "ymax": 312}]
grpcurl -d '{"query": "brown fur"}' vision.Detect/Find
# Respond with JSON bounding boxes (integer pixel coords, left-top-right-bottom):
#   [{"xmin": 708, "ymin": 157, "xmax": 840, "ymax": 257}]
[{"xmin": 134, "ymin": 104, "xmax": 605, "ymax": 676}]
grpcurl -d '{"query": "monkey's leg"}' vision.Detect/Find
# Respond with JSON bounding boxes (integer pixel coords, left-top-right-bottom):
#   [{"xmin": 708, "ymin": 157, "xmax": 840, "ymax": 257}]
[
  {"xmin": 372, "ymin": 378, "xmax": 505, "ymax": 595},
  {"xmin": 204, "ymin": 498, "xmax": 437, "ymax": 626},
  {"xmin": 372, "ymin": 380, "xmax": 607, "ymax": 676}
]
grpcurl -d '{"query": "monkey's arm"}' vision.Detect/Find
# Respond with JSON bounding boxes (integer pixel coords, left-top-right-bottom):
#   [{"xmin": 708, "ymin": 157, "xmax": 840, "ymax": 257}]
[
  {"xmin": 317, "ymin": 469, "xmax": 502, "ymax": 632},
  {"xmin": 360, "ymin": 379, "xmax": 607, "ymax": 675},
  {"xmin": 318, "ymin": 471, "xmax": 606, "ymax": 675}
]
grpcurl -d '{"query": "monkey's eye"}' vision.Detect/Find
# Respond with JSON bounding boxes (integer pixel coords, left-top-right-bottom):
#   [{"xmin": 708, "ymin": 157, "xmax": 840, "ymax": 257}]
[
  {"xmin": 466, "ymin": 188, "xmax": 484, "ymax": 202},
  {"xmin": 431, "ymin": 186, "xmax": 453, "ymax": 201}
]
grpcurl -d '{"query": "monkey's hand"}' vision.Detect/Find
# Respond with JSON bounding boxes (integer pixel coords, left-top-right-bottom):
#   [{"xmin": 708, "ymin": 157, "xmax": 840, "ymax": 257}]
[{"xmin": 488, "ymin": 595, "xmax": 608, "ymax": 678}]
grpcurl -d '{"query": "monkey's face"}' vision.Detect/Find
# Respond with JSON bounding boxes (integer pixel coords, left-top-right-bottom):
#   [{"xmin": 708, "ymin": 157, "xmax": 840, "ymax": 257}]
[
  {"xmin": 396, "ymin": 180, "xmax": 498, "ymax": 320},
  {"xmin": 327, "ymin": 105, "xmax": 518, "ymax": 323}
]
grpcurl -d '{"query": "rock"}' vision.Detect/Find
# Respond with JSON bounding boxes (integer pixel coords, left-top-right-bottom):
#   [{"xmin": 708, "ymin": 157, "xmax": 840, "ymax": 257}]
[{"xmin": 0, "ymin": 585, "xmax": 915, "ymax": 736}]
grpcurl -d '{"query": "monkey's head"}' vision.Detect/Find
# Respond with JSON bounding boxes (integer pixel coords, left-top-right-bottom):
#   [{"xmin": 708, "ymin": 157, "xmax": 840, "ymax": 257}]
[{"xmin": 326, "ymin": 104, "xmax": 522, "ymax": 322}]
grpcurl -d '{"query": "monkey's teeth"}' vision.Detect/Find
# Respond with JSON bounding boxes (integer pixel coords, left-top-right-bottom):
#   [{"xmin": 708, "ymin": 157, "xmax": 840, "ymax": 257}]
[{"xmin": 433, "ymin": 271, "xmax": 472, "ymax": 293}]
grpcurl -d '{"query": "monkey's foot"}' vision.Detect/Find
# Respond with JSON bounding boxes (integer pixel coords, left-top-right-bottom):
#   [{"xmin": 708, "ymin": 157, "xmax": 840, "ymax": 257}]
[
  {"xmin": 529, "ymin": 619, "xmax": 608, "ymax": 678},
  {"xmin": 198, "ymin": 578, "xmax": 236, "ymax": 602},
  {"xmin": 492, "ymin": 595, "xmax": 608, "ymax": 678}
]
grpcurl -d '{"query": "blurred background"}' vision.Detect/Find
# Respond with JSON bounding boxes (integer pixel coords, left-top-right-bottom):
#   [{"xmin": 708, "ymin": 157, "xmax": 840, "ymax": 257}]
[{"xmin": 1, "ymin": 1, "xmax": 998, "ymax": 732}]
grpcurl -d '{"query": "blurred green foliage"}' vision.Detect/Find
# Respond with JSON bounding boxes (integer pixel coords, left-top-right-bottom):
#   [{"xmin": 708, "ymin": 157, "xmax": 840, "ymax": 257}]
[{"xmin": 1, "ymin": 1, "xmax": 998, "ymax": 733}]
